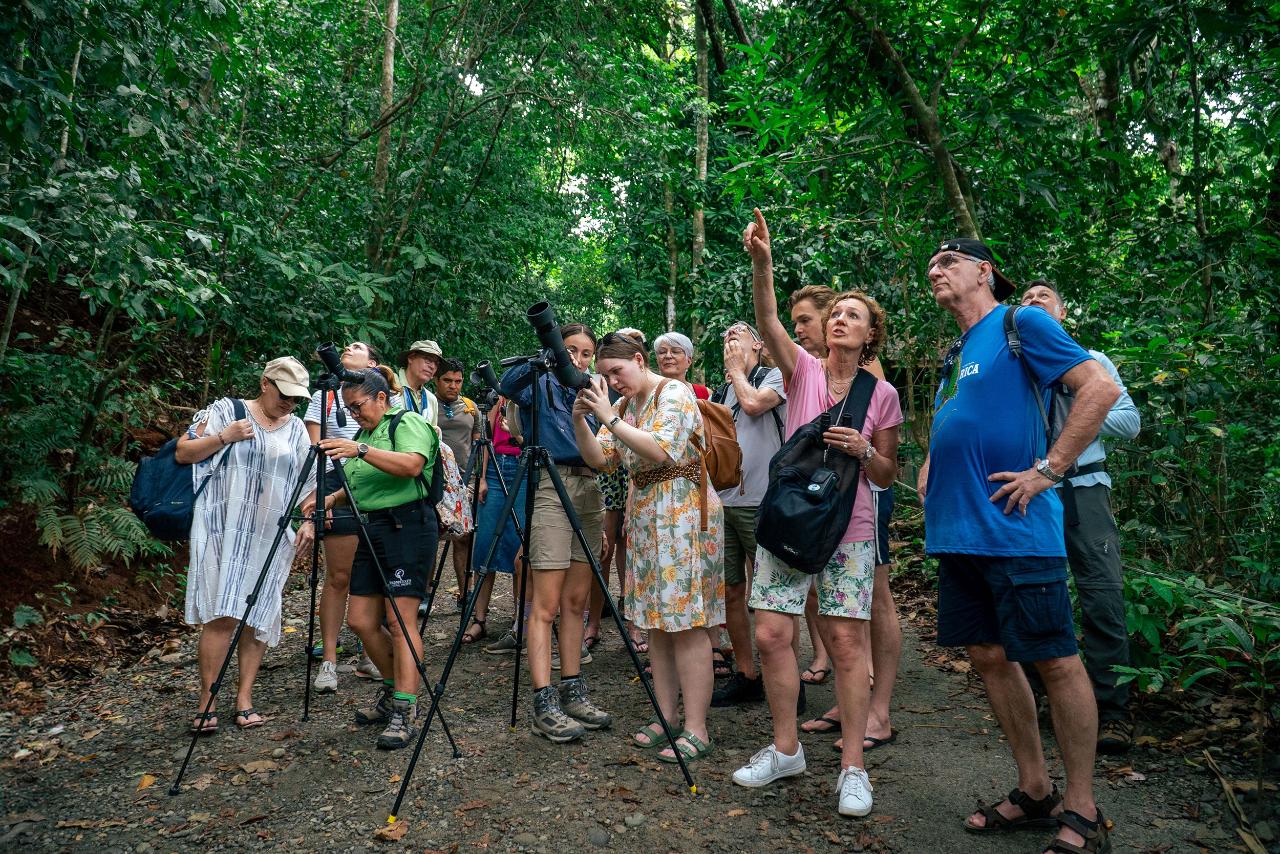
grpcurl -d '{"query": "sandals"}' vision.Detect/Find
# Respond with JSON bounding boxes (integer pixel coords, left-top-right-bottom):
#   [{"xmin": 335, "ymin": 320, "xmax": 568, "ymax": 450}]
[
  {"xmin": 583, "ymin": 629, "xmax": 600, "ymax": 651},
  {"xmin": 189, "ymin": 712, "xmax": 219, "ymax": 735},
  {"xmin": 800, "ymin": 666, "xmax": 831, "ymax": 685},
  {"xmin": 964, "ymin": 785, "xmax": 1062, "ymax": 833},
  {"xmin": 234, "ymin": 708, "xmax": 265, "ymax": 729},
  {"xmin": 1044, "ymin": 809, "xmax": 1111, "ymax": 854},
  {"xmin": 712, "ymin": 648, "xmax": 733, "ymax": 678},
  {"xmin": 863, "ymin": 730, "xmax": 898, "ymax": 751},
  {"xmin": 631, "ymin": 717, "xmax": 673, "ymax": 749},
  {"xmin": 461, "ymin": 617, "xmax": 487, "ymax": 644},
  {"xmin": 800, "ymin": 714, "xmax": 841, "ymax": 735},
  {"xmin": 657, "ymin": 730, "xmax": 714, "ymax": 763}
]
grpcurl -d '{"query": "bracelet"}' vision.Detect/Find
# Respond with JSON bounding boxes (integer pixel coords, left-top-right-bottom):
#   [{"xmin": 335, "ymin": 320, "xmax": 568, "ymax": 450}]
[{"xmin": 217, "ymin": 430, "xmax": 227, "ymax": 446}]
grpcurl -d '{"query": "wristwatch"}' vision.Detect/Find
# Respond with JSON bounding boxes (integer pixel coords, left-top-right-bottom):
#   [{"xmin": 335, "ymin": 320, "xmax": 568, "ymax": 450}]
[
  {"xmin": 607, "ymin": 415, "xmax": 622, "ymax": 429},
  {"xmin": 1035, "ymin": 458, "xmax": 1064, "ymax": 483},
  {"xmin": 356, "ymin": 442, "xmax": 370, "ymax": 459},
  {"xmin": 860, "ymin": 443, "xmax": 876, "ymax": 461}
]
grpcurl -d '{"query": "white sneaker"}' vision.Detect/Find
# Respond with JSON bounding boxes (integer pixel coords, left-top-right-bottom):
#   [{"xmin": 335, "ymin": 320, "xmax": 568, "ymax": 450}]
[
  {"xmin": 313, "ymin": 660, "xmax": 338, "ymax": 693},
  {"xmin": 836, "ymin": 765, "xmax": 873, "ymax": 817},
  {"xmin": 732, "ymin": 743, "xmax": 806, "ymax": 788}
]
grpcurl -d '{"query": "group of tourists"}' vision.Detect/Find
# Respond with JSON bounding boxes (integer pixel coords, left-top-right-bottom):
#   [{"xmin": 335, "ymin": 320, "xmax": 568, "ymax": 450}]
[{"xmin": 175, "ymin": 209, "xmax": 1138, "ymax": 854}]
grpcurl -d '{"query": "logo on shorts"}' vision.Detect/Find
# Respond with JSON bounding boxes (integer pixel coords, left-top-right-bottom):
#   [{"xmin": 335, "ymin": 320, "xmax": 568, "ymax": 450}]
[{"xmin": 390, "ymin": 568, "xmax": 410, "ymax": 588}]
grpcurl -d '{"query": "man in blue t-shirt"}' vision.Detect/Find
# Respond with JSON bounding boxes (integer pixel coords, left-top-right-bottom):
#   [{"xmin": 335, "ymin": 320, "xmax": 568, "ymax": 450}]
[{"xmin": 917, "ymin": 238, "xmax": 1120, "ymax": 853}]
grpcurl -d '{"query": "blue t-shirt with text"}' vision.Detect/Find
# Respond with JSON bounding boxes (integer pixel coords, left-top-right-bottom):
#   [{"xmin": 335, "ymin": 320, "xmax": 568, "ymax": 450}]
[{"xmin": 925, "ymin": 305, "xmax": 1091, "ymax": 557}]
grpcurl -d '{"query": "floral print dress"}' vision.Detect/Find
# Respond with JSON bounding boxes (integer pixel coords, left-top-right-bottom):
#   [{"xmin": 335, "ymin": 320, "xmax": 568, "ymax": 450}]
[{"xmin": 597, "ymin": 380, "xmax": 724, "ymax": 632}]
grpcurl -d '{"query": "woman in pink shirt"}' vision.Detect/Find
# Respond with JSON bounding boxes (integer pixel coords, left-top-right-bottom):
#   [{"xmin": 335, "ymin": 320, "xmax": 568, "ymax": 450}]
[{"xmin": 730, "ymin": 210, "xmax": 902, "ymax": 820}]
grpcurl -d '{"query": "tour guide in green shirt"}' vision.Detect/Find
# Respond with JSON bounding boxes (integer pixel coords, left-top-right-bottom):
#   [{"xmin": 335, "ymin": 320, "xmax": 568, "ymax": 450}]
[{"xmin": 301, "ymin": 366, "xmax": 438, "ymax": 751}]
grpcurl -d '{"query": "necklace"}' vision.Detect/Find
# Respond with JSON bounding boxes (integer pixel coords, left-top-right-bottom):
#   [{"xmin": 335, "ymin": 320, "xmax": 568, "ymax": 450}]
[
  {"xmin": 250, "ymin": 399, "xmax": 288, "ymax": 429},
  {"xmin": 824, "ymin": 364, "xmax": 854, "ymax": 391}
]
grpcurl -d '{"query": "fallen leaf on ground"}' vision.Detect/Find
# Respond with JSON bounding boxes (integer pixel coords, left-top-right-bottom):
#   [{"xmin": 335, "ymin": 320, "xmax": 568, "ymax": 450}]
[
  {"xmin": 456, "ymin": 800, "xmax": 488, "ymax": 812},
  {"xmin": 374, "ymin": 820, "xmax": 408, "ymax": 841},
  {"xmin": 388, "ymin": 773, "xmax": 401, "ymax": 783},
  {"xmin": 136, "ymin": 774, "xmax": 156, "ymax": 791},
  {"xmin": 726, "ymin": 808, "xmax": 748, "ymax": 817},
  {"xmin": 239, "ymin": 760, "xmax": 279, "ymax": 774}
]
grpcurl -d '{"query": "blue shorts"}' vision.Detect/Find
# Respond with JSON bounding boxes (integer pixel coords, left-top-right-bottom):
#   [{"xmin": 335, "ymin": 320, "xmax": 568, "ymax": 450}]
[{"xmin": 935, "ymin": 554, "xmax": 1077, "ymax": 663}]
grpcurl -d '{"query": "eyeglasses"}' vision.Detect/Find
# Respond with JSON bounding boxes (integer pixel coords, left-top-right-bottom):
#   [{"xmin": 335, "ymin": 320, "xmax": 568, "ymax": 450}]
[
  {"xmin": 722, "ymin": 324, "xmax": 760, "ymax": 341},
  {"xmin": 268, "ymin": 379, "xmax": 307, "ymax": 406},
  {"xmin": 927, "ymin": 252, "xmax": 984, "ymax": 275},
  {"xmin": 341, "ymin": 397, "xmax": 375, "ymax": 415}
]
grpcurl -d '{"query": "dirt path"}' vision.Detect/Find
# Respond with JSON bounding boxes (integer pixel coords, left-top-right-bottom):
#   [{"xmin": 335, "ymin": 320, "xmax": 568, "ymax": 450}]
[{"xmin": 0, "ymin": 572, "xmax": 1265, "ymax": 852}]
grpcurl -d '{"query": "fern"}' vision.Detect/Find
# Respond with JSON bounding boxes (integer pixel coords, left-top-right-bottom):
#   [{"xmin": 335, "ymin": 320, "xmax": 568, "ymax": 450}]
[{"xmin": 36, "ymin": 504, "xmax": 66, "ymax": 554}]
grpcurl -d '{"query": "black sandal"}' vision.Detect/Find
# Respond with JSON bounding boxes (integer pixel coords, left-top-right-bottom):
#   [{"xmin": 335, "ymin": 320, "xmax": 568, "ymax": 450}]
[
  {"xmin": 712, "ymin": 647, "xmax": 733, "ymax": 678},
  {"xmin": 1043, "ymin": 809, "xmax": 1111, "ymax": 854},
  {"xmin": 461, "ymin": 618, "xmax": 487, "ymax": 644},
  {"xmin": 963, "ymin": 785, "xmax": 1061, "ymax": 833},
  {"xmin": 189, "ymin": 712, "xmax": 219, "ymax": 735}
]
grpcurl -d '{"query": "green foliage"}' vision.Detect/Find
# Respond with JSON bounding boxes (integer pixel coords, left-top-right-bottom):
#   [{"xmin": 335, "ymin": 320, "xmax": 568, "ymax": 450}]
[{"xmin": 12, "ymin": 605, "xmax": 43, "ymax": 629}]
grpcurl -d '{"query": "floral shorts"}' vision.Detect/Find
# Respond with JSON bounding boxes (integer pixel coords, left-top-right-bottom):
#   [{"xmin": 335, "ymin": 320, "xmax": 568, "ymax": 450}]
[{"xmin": 749, "ymin": 541, "xmax": 874, "ymax": 621}]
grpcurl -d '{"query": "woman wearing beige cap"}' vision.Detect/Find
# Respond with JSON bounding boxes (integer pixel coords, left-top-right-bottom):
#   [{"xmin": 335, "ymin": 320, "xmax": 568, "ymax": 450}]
[{"xmin": 177, "ymin": 356, "xmax": 315, "ymax": 734}]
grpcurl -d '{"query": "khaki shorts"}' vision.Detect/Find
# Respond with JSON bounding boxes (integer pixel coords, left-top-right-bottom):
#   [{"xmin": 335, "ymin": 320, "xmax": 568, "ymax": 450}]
[
  {"xmin": 722, "ymin": 505, "xmax": 758, "ymax": 587},
  {"xmin": 528, "ymin": 466, "xmax": 604, "ymax": 570}
]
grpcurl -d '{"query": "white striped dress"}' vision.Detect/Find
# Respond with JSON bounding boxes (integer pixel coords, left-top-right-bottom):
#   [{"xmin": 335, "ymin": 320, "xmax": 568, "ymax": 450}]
[{"xmin": 185, "ymin": 397, "xmax": 311, "ymax": 646}]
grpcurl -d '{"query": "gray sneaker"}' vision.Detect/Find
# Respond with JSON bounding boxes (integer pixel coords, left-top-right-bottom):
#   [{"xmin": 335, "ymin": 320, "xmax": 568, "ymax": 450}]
[
  {"xmin": 551, "ymin": 642, "xmax": 592, "ymax": 671},
  {"xmin": 558, "ymin": 676, "xmax": 612, "ymax": 730},
  {"xmin": 531, "ymin": 685, "xmax": 585, "ymax": 743},
  {"xmin": 354, "ymin": 684, "xmax": 394, "ymax": 725},
  {"xmin": 376, "ymin": 699, "xmax": 417, "ymax": 750},
  {"xmin": 484, "ymin": 629, "xmax": 522, "ymax": 655},
  {"xmin": 355, "ymin": 653, "xmax": 382, "ymax": 680},
  {"xmin": 313, "ymin": 660, "xmax": 338, "ymax": 693}
]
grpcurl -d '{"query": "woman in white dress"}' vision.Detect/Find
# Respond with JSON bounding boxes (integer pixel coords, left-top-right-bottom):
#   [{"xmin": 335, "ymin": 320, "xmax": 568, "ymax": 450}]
[{"xmin": 177, "ymin": 357, "xmax": 314, "ymax": 733}]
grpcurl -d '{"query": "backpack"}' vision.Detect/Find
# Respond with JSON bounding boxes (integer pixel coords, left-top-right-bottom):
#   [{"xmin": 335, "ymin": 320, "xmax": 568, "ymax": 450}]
[
  {"xmin": 755, "ymin": 371, "xmax": 878, "ymax": 574},
  {"xmin": 1003, "ymin": 306, "xmax": 1085, "ymax": 525},
  {"xmin": 712, "ymin": 365, "xmax": 784, "ymax": 444},
  {"xmin": 372, "ymin": 410, "xmax": 473, "ymax": 538},
  {"xmin": 130, "ymin": 398, "xmax": 247, "ymax": 541}
]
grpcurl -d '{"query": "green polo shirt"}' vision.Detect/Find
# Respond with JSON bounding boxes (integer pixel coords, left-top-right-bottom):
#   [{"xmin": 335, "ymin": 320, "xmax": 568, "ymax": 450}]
[{"xmin": 345, "ymin": 406, "xmax": 438, "ymax": 512}]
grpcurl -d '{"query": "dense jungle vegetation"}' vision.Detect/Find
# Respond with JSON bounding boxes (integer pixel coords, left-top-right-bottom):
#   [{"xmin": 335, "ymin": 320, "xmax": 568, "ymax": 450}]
[{"xmin": 2, "ymin": 0, "xmax": 1278, "ymax": 724}]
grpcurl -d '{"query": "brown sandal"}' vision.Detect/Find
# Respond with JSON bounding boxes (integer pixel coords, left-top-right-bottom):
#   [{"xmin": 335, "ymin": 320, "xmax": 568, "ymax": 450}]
[
  {"xmin": 461, "ymin": 618, "xmax": 487, "ymax": 644},
  {"xmin": 964, "ymin": 785, "xmax": 1061, "ymax": 833},
  {"xmin": 1043, "ymin": 809, "xmax": 1111, "ymax": 853}
]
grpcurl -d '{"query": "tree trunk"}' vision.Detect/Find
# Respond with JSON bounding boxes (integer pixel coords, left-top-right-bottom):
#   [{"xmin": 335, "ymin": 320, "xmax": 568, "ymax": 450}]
[
  {"xmin": 664, "ymin": 176, "xmax": 678, "ymax": 332},
  {"xmin": 695, "ymin": 0, "xmax": 727, "ymax": 74},
  {"xmin": 721, "ymin": 0, "xmax": 751, "ymax": 46},
  {"xmin": 57, "ymin": 37, "xmax": 83, "ymax": 161},
  {"xmin": 366, "ymin": 0, "xmax": 400, "ymax": 266},
  {"xmin": 689, "ymin": 5, "xmax": 710, "ymax": 357}
]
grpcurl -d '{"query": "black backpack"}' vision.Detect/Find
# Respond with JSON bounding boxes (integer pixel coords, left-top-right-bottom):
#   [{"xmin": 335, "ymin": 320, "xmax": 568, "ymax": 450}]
[
  {"xmin": 755, "ymin": 371, "xmax": 878, "ymax": 574},
  {"xmin": 130, "ymin": 398, "xmax": 247, "ymax": 541},
  {"xmin": 357, "ymin": 409, "xmax": 445, "ymax": 505},
  {"xmin": 712, "ymin": 365, "xmax": 784, "ymax": 443}
]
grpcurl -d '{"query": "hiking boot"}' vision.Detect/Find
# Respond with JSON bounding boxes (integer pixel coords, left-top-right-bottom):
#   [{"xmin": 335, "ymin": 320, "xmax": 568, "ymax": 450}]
[
  {"xmin": 354, "ymin": 684, "xmax": 394, "ymax": 726},
  {"xmin": 551, "ymin": 642, "xmax": 592, "ymax": 670},
  {"xmin": 732, "ymin": 743, "xmax": 806, "ymax": 788},
  {"xmin": 355, "ymin": 653, "xmax": 382, "ymax": 680},
  {"xmin": 313, "ymin": 660, "xmax": 338, "ymax": 693},
  {"xmin": 531, "ymin": 685, "xmax": 585, "ymax": 743},
  {"xmin": 836, "ymin": 765, "xmax": 874, "ymax": 817},
  {"xmin": 484, "ymin": 629, "xmax": 522, "ymax": 655},
  {"xmin": 712, "ymin": 671, "xmax": 765, "ymax": 707},
  {"xmin": 376, "ymin": 699, "xmax": 417, "ymax": 750},
  {"xmin": 558, "ymin": 676, "xmax": 612, "ymax": 730},
  {"xmin": 1097, "ymin": 717, "xmax": 1134, "ymax": 754}
]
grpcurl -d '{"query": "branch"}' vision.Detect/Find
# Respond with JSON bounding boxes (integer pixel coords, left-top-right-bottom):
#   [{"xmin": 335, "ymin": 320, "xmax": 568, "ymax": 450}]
[
  {"xmin": 929, "ymin": 0, "xmax": 989, "ymax": 112},
  {"xmin": 721, "ymin": 0, "xmax": 752, "ymax": 47}
]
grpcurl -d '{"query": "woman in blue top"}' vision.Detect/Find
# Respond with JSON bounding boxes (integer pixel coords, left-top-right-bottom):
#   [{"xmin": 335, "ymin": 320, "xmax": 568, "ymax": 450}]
[{"xmin": 499, "ymin": 322, "xmax": 612, "ymax": 744}]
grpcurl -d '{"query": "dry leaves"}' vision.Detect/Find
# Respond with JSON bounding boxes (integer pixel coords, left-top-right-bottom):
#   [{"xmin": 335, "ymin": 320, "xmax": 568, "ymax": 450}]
[
  {"xmin": 136, "ymin": 773, "xmax": 156, "ymax": 791},
  {"xmin": 239, "ymin": 760, "xmax": 279, "ymax": 774},
  {"xmin": 373, "ymin": 819, "xmax": 409, "ymax": 842},
  {"xmin": 726, "ymin": 808, "xmax": 748, "ymax": 817}
]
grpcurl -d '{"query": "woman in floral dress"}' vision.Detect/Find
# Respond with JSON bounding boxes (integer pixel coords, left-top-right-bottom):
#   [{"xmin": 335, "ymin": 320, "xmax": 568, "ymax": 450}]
[{"xmin": 574, "ymin": 332, "xmax": 724, "ymax": 763}]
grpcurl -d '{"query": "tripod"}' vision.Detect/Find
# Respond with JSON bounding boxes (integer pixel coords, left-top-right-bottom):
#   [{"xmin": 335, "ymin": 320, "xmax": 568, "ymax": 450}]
[
  {"xmin": 170, "ymin": 381, "xmax": 460, "ymax": 795},
  {"xmin": 385, "ymin": 353, "xmax": 697, "ymax": 825},
  {"xmin": 418, "ymin": 393, "xmax": 525, "ymax": 636}
]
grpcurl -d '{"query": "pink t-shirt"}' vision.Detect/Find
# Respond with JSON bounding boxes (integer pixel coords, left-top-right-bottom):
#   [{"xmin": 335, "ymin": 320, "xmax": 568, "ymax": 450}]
[{"xmin": 784, "ymin": 344, "xmax": 903, "ymax": 543}]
